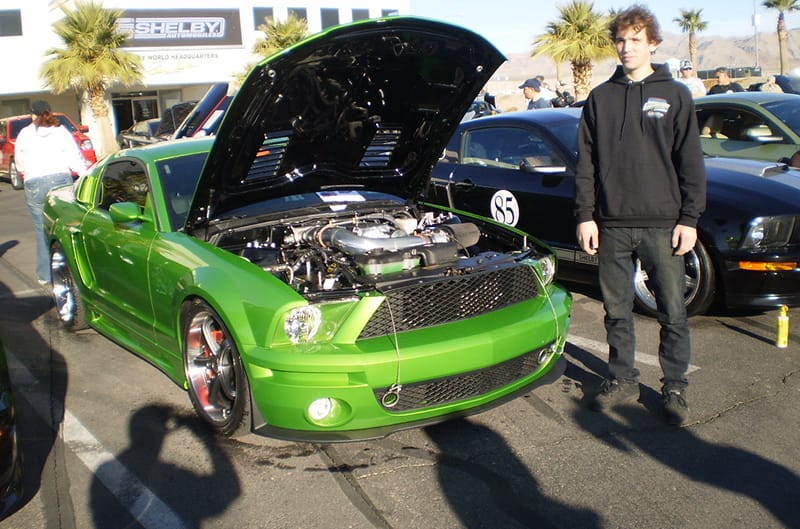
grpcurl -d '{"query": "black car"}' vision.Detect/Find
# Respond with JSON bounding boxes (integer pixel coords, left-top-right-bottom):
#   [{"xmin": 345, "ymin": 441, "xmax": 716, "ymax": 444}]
[
  {"xmin": 430, "ymin": 108, "xmax": 800, "ymax": 316},
  {"xmin": 0, "ymin": 338, "xmax": 22, "ymax": 520}
]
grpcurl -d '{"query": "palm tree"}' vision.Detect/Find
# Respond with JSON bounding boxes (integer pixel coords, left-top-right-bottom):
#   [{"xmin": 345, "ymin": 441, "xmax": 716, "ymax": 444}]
[
  {"xmin": 235, "ymin": 13, "xmax": 310, "ymax": 86},
  {"xmin": 532, "ymin": 0, "xmax": 616, "ymax": 101},
  {"xmin": 763, "ymin": 0, "xmax": 800, "ymax": 74},
  {"xmin": 673, "ymin": 9, "xmax": 708, "ymax": 69},
  {"xmin": 41, "ymin": 1, "xmax": 143, "ymax": 156},
  {"xmin": 252, "ymin": 12, "xmax": 309, "ymax": 58}
]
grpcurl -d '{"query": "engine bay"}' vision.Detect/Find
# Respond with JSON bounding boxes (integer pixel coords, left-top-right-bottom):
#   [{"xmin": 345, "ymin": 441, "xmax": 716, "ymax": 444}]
[{"xmin": 212, "ymin": 203, "xmax": 532, "ymax": 297}]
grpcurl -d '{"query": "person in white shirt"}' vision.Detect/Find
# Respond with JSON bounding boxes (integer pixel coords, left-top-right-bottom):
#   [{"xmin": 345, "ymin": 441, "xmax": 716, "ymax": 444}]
[
  {"xmin": 15, "ymin": 100, "xmax": 88, "ymax": 285},
  {"xmin": 677, "ymin": 61, "xmax": 706, "ymax": 98}
]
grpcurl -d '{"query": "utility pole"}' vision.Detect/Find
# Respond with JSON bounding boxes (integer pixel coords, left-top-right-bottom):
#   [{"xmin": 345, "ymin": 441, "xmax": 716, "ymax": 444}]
[{"xmin": 753, "ymin": 0, "xmax": 761, "ymax": 70}]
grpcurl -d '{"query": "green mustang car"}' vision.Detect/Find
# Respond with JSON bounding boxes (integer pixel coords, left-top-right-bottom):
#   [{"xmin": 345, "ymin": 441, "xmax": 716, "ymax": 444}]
[{"xmin": 43, "ymin": 17, "xmax": 572, "ymax": 441}]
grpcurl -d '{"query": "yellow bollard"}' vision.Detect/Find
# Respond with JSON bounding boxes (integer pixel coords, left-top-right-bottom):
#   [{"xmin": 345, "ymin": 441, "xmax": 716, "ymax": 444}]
[{"xmin": 776, "ymin": 305, "xmax": 789, "ymax": 348}]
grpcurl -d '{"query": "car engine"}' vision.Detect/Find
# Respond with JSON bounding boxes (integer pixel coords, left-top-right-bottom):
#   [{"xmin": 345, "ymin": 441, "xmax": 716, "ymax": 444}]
[{"xmin": 216, "ymin": 206, "xmax": 525, "ymax": 298}]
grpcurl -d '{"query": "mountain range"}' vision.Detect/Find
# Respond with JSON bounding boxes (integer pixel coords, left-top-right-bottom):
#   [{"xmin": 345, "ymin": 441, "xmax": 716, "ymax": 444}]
[{"xmin": 490, "ymin": 28, "xmax": 800, "ymax": 111}]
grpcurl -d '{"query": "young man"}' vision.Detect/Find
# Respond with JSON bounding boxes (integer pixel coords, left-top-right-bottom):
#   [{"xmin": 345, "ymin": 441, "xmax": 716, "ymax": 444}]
[
  {"xmin": 677, "ymin": 60, "xmax": 706, "ymax": 98},
  {"xmin": 707, "ymin": 67, "xmax": 744, "ymax": 94},
  {"xmin": 574, "ymin": 6, "xmax": 706, "ymax": 425}
]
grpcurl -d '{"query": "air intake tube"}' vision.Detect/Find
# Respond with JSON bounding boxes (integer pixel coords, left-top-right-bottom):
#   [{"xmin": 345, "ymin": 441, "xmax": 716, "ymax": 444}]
[{"xmin": 309, "ymin": 222, "xmax": 481, "ymax": 255}]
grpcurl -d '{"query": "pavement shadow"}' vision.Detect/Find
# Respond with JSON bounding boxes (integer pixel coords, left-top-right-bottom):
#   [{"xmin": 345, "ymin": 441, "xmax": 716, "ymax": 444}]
[
  {"xmin": 424, "ymin": 418, "xmax": 601, "ymax": 529},
  {"xmin": 90, "ymin": 403, "xmax": 241, "ymax": 529},
  {"xmin": 572, "ymin": 404, "xmax": 800, "ymax": 527},
  {"xmin": 0, "ymin": 277, "xmax": 69, "ymax": 521}
]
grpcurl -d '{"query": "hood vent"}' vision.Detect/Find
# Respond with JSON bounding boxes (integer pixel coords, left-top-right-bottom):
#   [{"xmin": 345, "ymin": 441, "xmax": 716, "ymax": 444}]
[
  {"xmin": 360, "ymin": 128, "xmax": 401, "ymax": 169},
  {"xmin": 245, "ymin": 135, "xmax": 291, "ymax": 184}
]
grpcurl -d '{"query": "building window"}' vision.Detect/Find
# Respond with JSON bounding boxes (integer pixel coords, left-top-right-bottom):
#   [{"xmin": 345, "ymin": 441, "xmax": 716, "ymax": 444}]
[
  {"xmin": 352, "ymin": 8, "xmax": 369, "ymax": 21},
  {"xmin": 288, "ymin": 8, "xmax": 307, "ymax": 21},
  {"xmin": 253, "ymin": 8, "xmax": 273, "ymax": 29},
  {"xmin": 0, "ymin": 10, "xmax": 22, "ymax": 36},
  {"xmin": 320, "ymin": 8, "xmax": 339, "ymax": 29}
]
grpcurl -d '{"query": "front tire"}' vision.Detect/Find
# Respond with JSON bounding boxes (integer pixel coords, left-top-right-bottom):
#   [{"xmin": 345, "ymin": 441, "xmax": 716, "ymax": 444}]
[
  {"xmin": 633, "ymin": 240, "xmax": 716, "ymax": 317},
  {"xmin": 182, "ymin": 299, "xmax": 251, "ymax": 437},
  {"xmin": 9, "ymin": 160, "xmax": 23, "ymax": 190},
  {"xmin": 50, "ymin": 243, "xmax": 88, "ymax": 330}
]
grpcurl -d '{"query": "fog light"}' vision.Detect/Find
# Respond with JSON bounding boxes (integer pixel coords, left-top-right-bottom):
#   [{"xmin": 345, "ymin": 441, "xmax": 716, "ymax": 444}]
[
  {"xmin": 308, "ymin": 398, "xmax": 334, "ymax": 421},
  {"xmin": 285, "ymin": 306, "xmax": 322, "ymax": 344}
]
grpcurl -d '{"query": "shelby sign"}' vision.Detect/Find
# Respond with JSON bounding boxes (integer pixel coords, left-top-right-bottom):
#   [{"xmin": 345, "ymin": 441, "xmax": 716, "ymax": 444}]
[{"xmin": 118, "ymin": 9, "xmax": 242, "ymax": 48}]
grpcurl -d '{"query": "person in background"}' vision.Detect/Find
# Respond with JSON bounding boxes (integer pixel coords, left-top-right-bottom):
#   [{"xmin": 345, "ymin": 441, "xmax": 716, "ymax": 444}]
[
  {"xmin": 14, "ymin": 100, "xmax": 88, "ymax": 286},
  {"xmin": 707, "ymin": 67, "xmax": 744, "ymax": 94},
  {"xmin": 535, "ymin": 75, "xmax": 558, "ymax": 102},
  {"xmin": 759, "ymin": 75, "xmax": 784, "ymax": 93},
  {"xmin": 677, "ymin": 60, "xmax": 706, "ymax": 98},
  {"xmin": 574, "ymin": 5, "xmax": 706, "ymax": 426},
  {"xmin": 518, "ymin": 78, "xmax": 552, "ymax": 109}
]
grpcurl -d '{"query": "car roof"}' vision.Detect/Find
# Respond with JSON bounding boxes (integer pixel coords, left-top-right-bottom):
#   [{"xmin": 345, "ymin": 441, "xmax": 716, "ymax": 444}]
[
  {"xmin": 695, "ymin": 92, "xmax": 800, "ymax": 105},
  {"xmin": 463, "ymin": 107, "xmax": 581, "ymax": 126}
]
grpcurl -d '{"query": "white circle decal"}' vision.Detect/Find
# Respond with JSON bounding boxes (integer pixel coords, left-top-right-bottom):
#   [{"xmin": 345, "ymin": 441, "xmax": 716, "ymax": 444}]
[{"xmin": 490, "ymin": 190, "xmax": 519, "ymax": 227}]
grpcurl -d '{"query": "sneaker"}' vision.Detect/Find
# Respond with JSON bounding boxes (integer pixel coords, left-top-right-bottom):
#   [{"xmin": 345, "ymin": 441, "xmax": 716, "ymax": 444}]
[
  {"xmin": 588, "ymin": 379, "xmax": 639, "ymax": 411},
  {"xmin": 662, "ymin": 387, "xmax": 689, "ymax": 425}
]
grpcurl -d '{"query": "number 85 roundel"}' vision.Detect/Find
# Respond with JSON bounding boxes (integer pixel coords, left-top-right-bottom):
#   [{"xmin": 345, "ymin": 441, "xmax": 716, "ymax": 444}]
[{"xmin": 491, "ymin": 190, "xmax": 520, "ymax": 227}]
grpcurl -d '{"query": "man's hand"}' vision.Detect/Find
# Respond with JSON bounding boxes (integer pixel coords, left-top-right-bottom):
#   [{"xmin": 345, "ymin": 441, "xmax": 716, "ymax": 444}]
[
  {"xmin": 577, "ymin": 221, "xmax": 599, "ymax": 255},
  {"xmin": 672, "ymin": 224, "xmax": 697, "ymax": 256}
]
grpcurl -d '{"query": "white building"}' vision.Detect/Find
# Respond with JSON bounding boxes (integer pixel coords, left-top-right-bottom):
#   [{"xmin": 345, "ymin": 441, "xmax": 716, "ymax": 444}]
[{"xmin": 0, "ymin": 0, "xmax": 409, "ymax": 143}]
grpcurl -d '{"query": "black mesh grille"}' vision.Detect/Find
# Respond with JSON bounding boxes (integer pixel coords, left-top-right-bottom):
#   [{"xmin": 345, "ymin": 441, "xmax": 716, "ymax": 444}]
[
  {"xmin": 375, "ymin": 344, "xmax": 555, "ymax": 412},
  {"xmin": 358, "ymin": 264, "xmax": 539, "ymax": 339}
]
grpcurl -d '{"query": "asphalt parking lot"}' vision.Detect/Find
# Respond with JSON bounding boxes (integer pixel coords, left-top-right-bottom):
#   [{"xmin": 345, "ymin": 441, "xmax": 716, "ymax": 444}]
[{"xmin": 0, "ymin": 178, "xmax": 798, "ymax": 529}]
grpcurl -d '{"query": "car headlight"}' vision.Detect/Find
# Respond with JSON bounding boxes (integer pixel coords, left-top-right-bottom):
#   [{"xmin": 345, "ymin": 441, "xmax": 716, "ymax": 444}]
[
  {"xmin": 535, "ymin": 254, "xmax": 556, "ymax": 285},
  {"xmin": 741, "ymin": 216, "xmax": 798, "ymax": 249},
  {"xmin": 284, "ymin": 306, "xmax": 322, "ymax": 344}
]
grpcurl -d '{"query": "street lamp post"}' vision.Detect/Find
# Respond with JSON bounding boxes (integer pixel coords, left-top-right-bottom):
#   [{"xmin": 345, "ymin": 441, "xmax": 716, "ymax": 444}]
[{"xmin": 753, "ymin": 0, "xmax": 760, "ymax": 69}]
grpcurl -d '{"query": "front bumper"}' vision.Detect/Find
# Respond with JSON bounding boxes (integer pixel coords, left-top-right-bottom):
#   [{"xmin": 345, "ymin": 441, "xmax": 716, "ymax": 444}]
[
  {"xmin": 243, "ymin": 285, "xmax": 571, "ymax": 441},
  {"xmin": 720, "ymin": 258, "xmax": 800, "ymax": 309}
]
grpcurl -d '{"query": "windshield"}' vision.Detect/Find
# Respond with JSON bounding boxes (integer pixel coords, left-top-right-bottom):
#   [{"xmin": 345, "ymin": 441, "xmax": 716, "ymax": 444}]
[
  {"xmin": 762, "ymin": 100, "xmax": 800, "ymax": 134},
  {"xmin": 10, "ymin": 115, "xmax": 77, "ymax": 138}
]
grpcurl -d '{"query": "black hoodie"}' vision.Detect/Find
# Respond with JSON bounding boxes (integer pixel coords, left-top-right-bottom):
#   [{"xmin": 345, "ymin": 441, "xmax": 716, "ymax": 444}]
[{"xmin": 574, "ymin": 63, "xmax": 706, "ymax": 228}]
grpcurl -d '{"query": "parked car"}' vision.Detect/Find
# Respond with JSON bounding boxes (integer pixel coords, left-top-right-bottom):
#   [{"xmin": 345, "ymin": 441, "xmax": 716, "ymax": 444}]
[
  {"xmin": 430, "ymin": 108, "xmax": 800, "ymax": 316},
  {"xmin": 172, "ymin": 82, "xmax": 232, "ymax": 140},
  {"xmin": 0, "ymin": 338, "xmax": 23, "ymax": 521},
  {"xmin": 695, "ymin": 92, "xmax": 800, "ymax": 162},
  {"xmin": 462, "ymin": 96, "xmax": 500, "ymax": 121},
  {"xmin": 43, "ymin": 17, "xmax": 571, "ymax": 442},
  {"xmin": 0, "ymin": 113, "xmax": 97, "ymax": 190},
  {"xmin": 117, "ymin": 118, "xmax": 161, "ymax": 148}
]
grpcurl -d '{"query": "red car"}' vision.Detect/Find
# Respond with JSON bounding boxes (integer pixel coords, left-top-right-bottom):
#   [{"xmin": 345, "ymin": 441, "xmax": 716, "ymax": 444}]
[{"xmin": 0, "ymin": 112, "xmax": 97, "ymax": 190}]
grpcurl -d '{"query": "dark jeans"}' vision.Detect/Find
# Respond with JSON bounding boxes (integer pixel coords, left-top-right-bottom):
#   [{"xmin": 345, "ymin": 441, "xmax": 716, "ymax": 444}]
[
  {"xmin": 24, "ymin": 173, "xmax": 74, "ymax": 282},
  {"xmin": 598, "ymin": 227, "xmax": 690, "ymax": 390}
]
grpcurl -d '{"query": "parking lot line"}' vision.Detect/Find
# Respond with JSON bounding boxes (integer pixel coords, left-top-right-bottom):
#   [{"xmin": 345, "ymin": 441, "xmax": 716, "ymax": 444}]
[{"xmin": 568, "ymin": 335, "xmax": 700, "ymax": 373}]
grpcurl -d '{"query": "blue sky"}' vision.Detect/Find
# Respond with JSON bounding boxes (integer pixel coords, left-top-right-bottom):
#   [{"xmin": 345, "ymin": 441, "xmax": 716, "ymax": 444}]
[{"xmin": 408, "ymin": 1, "xmax": 800, "ymax": 55}]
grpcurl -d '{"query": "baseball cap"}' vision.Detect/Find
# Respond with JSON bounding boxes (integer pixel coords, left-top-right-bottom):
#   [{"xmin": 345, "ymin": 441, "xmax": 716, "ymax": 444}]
[
  {"xmin": 31, "ymin": 100, "xmax": 52, "ymax": 116},
  {"xmin": 518, "ymin": 78, "xmax": 541, "ymax": 90},
  {"xmin": 679, "ymin": 60, "xmax": 693, "ymax": 71}
]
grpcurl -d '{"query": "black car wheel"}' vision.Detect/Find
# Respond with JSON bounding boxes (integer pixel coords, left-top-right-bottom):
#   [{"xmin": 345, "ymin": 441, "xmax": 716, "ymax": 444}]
[
  {"xmin": 633, "ymin": 240, "xmax": 716, "ymax": 317},
  {"xmin": 182, "ymin": 299, "xmax": 251, "ymax": 437},
  {"xmin": 50, "ymin": 243, "xmax": 88, "ymax": 330},
  {"xmin": 9, "ymin": 161, "xmax": 22, "ymax": 190}
]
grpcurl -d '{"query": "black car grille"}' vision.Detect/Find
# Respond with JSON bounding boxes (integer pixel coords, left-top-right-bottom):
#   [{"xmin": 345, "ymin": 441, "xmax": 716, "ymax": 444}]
[
  {"xmin": 374, "ymin": 344, "xmax": 555, "ymax": 412},
  {"xmin": 358, "ymin": 264, "xmax": 540, "ymax": 340}
]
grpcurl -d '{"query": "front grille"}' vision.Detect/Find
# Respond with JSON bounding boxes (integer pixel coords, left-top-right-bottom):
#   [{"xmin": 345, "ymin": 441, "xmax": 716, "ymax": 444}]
[
  {"xmin": 358, "ymin": 264, "xmax": 539, "ymax": 339},
  {"xmin": 375, "ymin": 344, "xmax": 555, "ymax": 412}
]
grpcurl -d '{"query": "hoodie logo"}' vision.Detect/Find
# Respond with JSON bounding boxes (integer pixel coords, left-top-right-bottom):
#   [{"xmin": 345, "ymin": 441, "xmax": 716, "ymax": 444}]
[{"xmin": 643, "ymin": 97, "xmax": 670, "ymax": 119}]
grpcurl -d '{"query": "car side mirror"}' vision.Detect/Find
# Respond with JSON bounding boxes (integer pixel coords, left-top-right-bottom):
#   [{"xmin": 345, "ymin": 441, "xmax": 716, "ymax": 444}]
[
  {"xmin": 109, "ymin": 201, "xmax": 144, "ymax": 223},
  {"xmin": 519, "ymin": 158, "xmax": 567, "ymax": 174},
  {"xmin": 745, "ymin": 125, "xmax": 782, "ymax": 143},
  {"xmin": 79, "ymin": 125, "xmax": 89, "ymax": 133}
]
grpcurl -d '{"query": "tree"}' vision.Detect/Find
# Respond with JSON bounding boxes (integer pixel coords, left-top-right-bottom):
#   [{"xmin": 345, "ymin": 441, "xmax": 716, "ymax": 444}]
[
  {"xmin": 235, "ymin": 13, "xmax": 310, "ymax": 86},
  {"xmin": 673, "ymin": 8, "xmax": 708, "ymax": 69},
  {"xmin": 41, "ymin": 1, "xmax": 143, "ymax": 156},
  {"xmin": 763, "ymin": 0, "xmax": 800, "ymax": 74},
  {"xmin": 532, "ymin": 0, "xmax": 616, "ymax": 101},
  {"xmin": 252, "ymin": 13, "xmax": 309, "ymax": 58}
]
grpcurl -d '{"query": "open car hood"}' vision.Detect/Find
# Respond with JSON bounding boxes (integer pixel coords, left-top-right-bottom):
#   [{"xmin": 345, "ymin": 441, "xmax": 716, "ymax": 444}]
[{"xmin": 186, "ymin": 16, "xmax": 504, "ymax": 235}]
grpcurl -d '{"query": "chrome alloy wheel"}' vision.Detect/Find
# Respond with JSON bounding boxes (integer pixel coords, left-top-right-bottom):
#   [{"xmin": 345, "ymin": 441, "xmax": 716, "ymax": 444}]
[
  {"xmin": 50, "ymin": 249, "xmax": 76, "ymax": 324},
  {"xmin": 185, "ymin": 310, "xmax": 239, "ymax": 423},
  {"xmin": 633, "ymin": 249, "xmax": 702, "ymax": 313}
]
